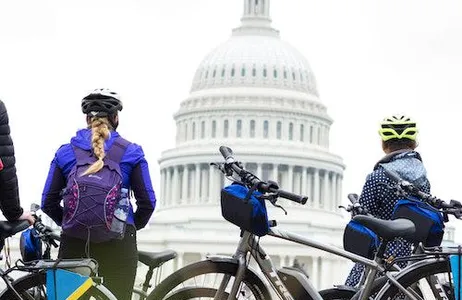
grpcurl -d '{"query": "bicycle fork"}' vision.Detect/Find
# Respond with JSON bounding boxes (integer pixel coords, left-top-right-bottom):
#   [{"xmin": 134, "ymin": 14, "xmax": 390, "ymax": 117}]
[{"xmin": 214, "ymin": 232, "xmax": 265, "ymax": 300}]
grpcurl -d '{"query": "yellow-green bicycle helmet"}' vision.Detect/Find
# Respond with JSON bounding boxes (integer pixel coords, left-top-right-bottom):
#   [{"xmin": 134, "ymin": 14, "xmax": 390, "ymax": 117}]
[{"xmin": 378, "ymin": 115, "xmax": 418, "ymax": 142}]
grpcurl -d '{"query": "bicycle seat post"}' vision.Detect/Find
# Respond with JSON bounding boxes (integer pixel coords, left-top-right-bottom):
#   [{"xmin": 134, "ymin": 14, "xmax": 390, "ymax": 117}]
[{"xmin": 142, "ymin": 267, "xmax": 154, "ymax": 293}]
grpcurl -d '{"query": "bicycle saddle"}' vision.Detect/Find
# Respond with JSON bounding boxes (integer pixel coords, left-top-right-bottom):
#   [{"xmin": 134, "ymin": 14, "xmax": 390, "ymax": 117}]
[
  {"xmin": 138, "ymin": 250, "xmax": 177, "ymax": 269},
  {"xmin": 353, "ymin": 215, "xmax": 415, "ymax": 241},
  {"xmin": 0, "ymin": 220, "xmax": 29, "ymax": 239}
]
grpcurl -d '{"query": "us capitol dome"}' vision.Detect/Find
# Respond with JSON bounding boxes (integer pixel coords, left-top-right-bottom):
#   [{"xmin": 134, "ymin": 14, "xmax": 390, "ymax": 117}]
[{"xmin": 137, "ymin": 0, "xmax": 350, "ymax": 290}]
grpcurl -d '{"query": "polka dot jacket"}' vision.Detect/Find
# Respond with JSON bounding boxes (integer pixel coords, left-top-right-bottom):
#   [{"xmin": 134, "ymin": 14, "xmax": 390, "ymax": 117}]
[{"xmin": 345, "ymin": 150, "xmax": 431, "ymax": 287}]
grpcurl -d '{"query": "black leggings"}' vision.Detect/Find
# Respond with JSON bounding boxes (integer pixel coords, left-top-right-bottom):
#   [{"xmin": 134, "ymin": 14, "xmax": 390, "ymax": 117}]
[{"xmin": 58, "ymin": 225, "xmax": 138, "ymax": 300}]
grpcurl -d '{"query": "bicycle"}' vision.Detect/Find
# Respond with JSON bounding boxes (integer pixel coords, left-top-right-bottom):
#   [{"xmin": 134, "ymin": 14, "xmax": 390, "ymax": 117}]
[
  {"xmin": 0, "ymin": 208, "xmax": 178, "ymax": 300},
  {"xmin": 148, "ymin": 146, "xmax": 462, "ymax": 300}
]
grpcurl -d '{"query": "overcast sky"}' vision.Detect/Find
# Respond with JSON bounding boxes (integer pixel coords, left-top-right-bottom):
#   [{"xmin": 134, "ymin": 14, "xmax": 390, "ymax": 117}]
[{"xmin": 0, "ymin": 0, "xmax": 461, "ymax": 241}]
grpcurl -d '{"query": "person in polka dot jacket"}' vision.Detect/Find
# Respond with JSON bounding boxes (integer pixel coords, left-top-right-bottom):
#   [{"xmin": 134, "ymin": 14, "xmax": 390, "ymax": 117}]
[{"xmin": 345, "ymin": 115, "xmax": 431, "ymax": 287}]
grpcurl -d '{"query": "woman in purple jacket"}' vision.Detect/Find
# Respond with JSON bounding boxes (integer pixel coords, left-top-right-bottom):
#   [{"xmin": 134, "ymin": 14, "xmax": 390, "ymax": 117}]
[{"xmin": 41, "ymin": 88, "xmax": 156, "ymax": 299}]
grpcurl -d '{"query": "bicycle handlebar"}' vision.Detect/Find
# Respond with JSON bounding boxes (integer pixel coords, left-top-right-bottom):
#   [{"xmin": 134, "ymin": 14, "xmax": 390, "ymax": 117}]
[
  {"xmin": 382, "ymin": 167, "xmax": 462, "ymax": 216},
  {"xmin": 218, "ymin": 146, "xmax": 308, "ymax": 205},
  {"xmin": 33, "ymin": 217, "xmax": 61, "ymax": 244}
]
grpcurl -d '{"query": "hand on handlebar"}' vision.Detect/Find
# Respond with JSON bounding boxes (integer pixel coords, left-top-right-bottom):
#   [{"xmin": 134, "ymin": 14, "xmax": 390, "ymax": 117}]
[{"xmin": 18, "ymin": 211, "xmax": 35, "ymax": 225}]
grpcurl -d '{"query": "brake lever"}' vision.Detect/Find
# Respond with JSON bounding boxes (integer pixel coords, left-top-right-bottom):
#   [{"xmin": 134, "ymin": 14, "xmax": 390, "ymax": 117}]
[
  {"xmin": 259, "ymin": 193, "xmax": 288, "ymax": 215},
  {"xmin": 210, "ymin": 162, "xmax": 225, "ymax": 172},
  {"xmin": 50, "ymin": 238, "xmax": 59, "ymax": 248}
]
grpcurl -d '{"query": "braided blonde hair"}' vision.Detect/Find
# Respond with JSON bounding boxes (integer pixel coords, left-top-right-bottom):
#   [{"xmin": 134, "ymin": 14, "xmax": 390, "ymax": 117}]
[{"xmin": 81, "ymin": 117, "xmax": 112, "ymax": 176}]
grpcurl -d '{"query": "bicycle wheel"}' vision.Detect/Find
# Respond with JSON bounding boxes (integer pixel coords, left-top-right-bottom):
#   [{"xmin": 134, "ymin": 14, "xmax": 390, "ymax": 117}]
[
  {"xmin": 164, "ymin": 287, "xmax": 230, "ymax": 299},
  {"xmin": 147, "ymin": 260, "xmax": 271, "ymax": 300},
  {"xmin": 375, "ymin": 258, "xmax": 450, "ymax": 300},
  {"xmin": 0, "ymin": 271, "xmax": 115, "ymax": 300}
]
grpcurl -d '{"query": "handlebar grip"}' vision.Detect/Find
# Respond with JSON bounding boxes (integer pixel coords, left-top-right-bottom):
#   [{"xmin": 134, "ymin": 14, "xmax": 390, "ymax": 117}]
[
  {"xmin": 347, "ymin": 193, "xmax": 359, "ymax": 204},
  {"xmin": 219, "ymin": 146, "xmax": 234, "ymax": 163},
  {"xmin": 50, "ymin": 231, "xmax": 61, "ymax": 242},
  {"xmin": 277, "ymin": 189, "xmax": 308, "ymax": 205},
  {"xmin": 450, "ymin": 200, "xmax": 462, "ymax": 208}
]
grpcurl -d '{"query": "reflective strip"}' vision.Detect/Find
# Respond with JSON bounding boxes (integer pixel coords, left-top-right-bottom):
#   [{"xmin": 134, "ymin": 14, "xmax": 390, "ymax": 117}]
[{"xmin": 67, "ymin": 277, "xmax": 93, "ymax": 300}]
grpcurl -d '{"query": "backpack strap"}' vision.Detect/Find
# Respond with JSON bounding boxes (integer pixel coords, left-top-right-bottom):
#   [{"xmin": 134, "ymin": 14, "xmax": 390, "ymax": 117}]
[
  {"xmin": 72, "ymin": 146, "xmax": 94, "ymax": 165},
  {"xmin": 106, "ymin": 137, "xmax": 130, "ymax": 164}
]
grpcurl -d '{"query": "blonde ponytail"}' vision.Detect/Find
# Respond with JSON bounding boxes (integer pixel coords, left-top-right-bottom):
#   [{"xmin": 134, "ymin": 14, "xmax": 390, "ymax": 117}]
[{"xmin": 81, "ymin": 117, "xmax": 111, "ymax": 176}]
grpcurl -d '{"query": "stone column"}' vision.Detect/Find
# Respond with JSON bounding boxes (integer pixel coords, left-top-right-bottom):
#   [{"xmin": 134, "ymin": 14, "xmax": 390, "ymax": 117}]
[
  {"xmin": 288, "ymin": 165, "xmax": 294, "ymax": 192},
  {"xmin": 288, "ymin": 255, "xmax": 295, "ymax": 267},
  {"xmin": 165, "ymin": 167, "xmax": 172, "ymax": 207},
  {"xmin": 287, "ymin": 165, "xmax": 294, "ymax": 205},
  {"xmin": 306, "ymin": 169, "xmax": 313, "ymax": 206},
  {"xmin": 257, "ymin": 163, "xmax": 263, "ymax": 179},
  {"xmin": 313, "ymin": 169, "xmax": 320, "ymax": 208},
  {"xmin": 177, "ymin": 252, "xmax": 184, "ymax": 270},
  {"xmin": 201, "ymin": 167, "xmax": 208, "ymax": 203},
  {"xmin": 194, "ymin": 163, "xmax": 201, "ymax": 203},
  {"xmin": 171, "ymin": 166, "xmax": 179, "ymax": 205},
  {"xmin": 337, "ymin": 175, "xmax": 343, "ymax": 208},
  {"xmin": 272, "ymin": 164, "xmax": 278, "ymax": 182},
  {"xmin": 311, "ymin": 256, "xmax": 319, "ymax": 289},
  {"xmin": 323, "ymin": 171, "xmax": 329, "ymax": 210},
  {"xmin": 279, "ymin": 255, "xmax": 286, "ymax": 268},
  {"xmin": 301, "ymin": 167, "xmax": 307, "ymax": 196},
  {"xmin": 332, "ymin": 173, "xmax": 337, "ymax": 211},
  {"xmin": 320, "ymin": 258, "xmax": 329, "ymax": 289},
  {"xmin": 160, "ymin": 169, "xmax": 165, "ymax": 207},
  {"xmin": 182, "ymin": 165, "xmax": 189, "ymax": 204},
  {"xmin": 208, "ymin": 164, "xmax": 215, "ymax": 203}
]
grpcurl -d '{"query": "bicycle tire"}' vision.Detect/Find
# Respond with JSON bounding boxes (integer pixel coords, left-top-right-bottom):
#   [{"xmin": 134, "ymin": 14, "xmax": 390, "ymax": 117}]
[
  {"xmin": 375, "ymin": 258, "xmax": 449, "ymax": 300},
  {"xmin": 147, "ymin": 259, "xmax": 271, "ymax": 300},
  {"xmin": 165, "ymin": 287, "xmax": 230, "ymax": 299},
  {"xmin": 0, "ymin": 271, "xmax": 114, "ymax": 300}
]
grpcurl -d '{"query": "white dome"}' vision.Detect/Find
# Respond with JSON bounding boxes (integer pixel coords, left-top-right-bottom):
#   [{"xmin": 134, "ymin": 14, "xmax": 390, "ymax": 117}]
[{"xmin": 190, "ymin": 12, "xmax": 318, "ymax": 96}]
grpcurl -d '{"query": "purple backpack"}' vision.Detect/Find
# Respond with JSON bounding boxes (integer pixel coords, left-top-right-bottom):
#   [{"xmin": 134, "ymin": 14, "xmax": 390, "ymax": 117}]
[{"xmin": 62, "ymin": 137, "xmax": 130, "ymax": 243}]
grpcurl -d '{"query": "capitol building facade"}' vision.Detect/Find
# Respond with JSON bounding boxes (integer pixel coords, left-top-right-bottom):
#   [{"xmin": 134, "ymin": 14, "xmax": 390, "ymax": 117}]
[{"xmin": 137, "ymin": 0, "xmax": 351, "ymax": 290}]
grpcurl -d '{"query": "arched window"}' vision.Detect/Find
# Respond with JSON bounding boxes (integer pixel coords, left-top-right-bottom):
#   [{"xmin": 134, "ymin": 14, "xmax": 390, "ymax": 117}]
[
  {"xmin": 263, "ymin": 67, "xmax": 267, "ymax": 78},
  {"xmin": 300, "ymin": 124, "xmax": 304, "ymax": 142},
  {"xmin": 212, "ymin": 120, "xmax": 216, "ymax": 138},
  {"xmin": 236, "ymin": 120, "xmax": 242, "ymax": 138},
  {"xmin": 277, "ymin": 121, "xmax": 282, "ymax": 139},
  {"xmin": 273, "ymin": 69, "xmax": 277, "ymax": 78},
  {"xmin": 241, "ymin": 66, "xmax": 246, "ymax": 76},
  {"xmin": 252, "ymin": 66, "xmax": 256, "ymax": 77},
  {"xmin": 289, "ymin": 122, "xmax": 293, "ymax": 140},
  {"xmin": 250, "ymin": 120, "xmax": 256, "ymax": 138},
  {"xmin": 231, "ymin": 67, "xmax": 235, "ymax": 77},
  {"xmin": 201, "ymin": 121, "xmax": 205, "ymax": 139},
  {"xmin": 263, "ymin": 120, "xmax": 269, "ymax": 138},
  {"xmin": 224, "ymin": 120, "xmax": 229, "ymax": 138}
]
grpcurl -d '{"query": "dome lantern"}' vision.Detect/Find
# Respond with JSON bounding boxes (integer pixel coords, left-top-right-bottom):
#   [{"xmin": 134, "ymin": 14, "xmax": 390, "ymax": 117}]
[{"xmin": 233, "ymin": 0, "xmax": 279, "ymax": 37}]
